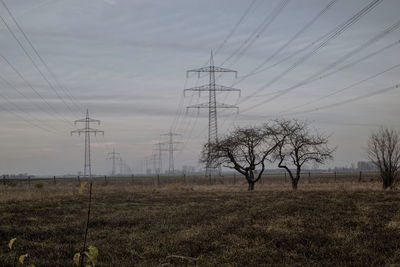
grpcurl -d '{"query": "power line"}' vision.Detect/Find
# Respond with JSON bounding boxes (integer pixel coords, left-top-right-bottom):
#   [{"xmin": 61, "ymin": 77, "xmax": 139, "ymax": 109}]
[
  {"xmin": 238, "ymin": 0, "xmax": 383, "ymax": 106},
  {"xmin": 0, "ymin": 0, "xmax": 84, "ymax": 114},
  {"xmin": 283, "ymin": 62, "xmax": 400, "ymax": 114},
  {"xmin": 220, "ymin": 38, "xmax": 400, "ymax": 133},
  {"xmin": 0, "ymin": 95, "xmax": 59, "ymax": 134},
  {"xmin": 170, "ymin": 77, "xmax": 188, "ymax": 132},
  {"xmin": 0, "ymin": 9, "xmax": 79, "ymax": 118},
  {"xmin": 219, "ymin": 0, "xmax": 291, "ymax": 72},
  {"xmin": 251, "ymin": 38, "xmax": 400, "ymax": 99},
  {"xmin": 0, "ymin": 52, "xmax": 75, "ymax": 126},
  {"xmin": 234, "ymin": 0, "xmax": 339, "ymax": 84},
  {"xmin": 0, "ymin": 72, "xmax": 66, "ymax": 132},
  {"xmin": 214, "ymin": 0, "xmax": 258, "ymax": 56},
  {"xmin": 241, "ymin": 15, "xmax": 400, "ymax": 113},
  {"xmin": 280, "ymin": 83, "xmax": 400, "ymax": 116},
  {"xmin": 219, "ymin": 0, "xmax": 291, "ymax": 68}
]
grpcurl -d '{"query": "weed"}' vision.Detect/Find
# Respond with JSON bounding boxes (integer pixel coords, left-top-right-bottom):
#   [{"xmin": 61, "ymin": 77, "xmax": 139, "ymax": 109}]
[{"xmin": 33, "ymin": 181, "xmax": 44, "ymax": 189}]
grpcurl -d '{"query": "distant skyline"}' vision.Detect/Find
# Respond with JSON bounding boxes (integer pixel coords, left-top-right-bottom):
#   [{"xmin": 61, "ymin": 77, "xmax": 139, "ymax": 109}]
[{"xmin": 0, "ymin": 0, "xmax": 399, "ymax": 175}]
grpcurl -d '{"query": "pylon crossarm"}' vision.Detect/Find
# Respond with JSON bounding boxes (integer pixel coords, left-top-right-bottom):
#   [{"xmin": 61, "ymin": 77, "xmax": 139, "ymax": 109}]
[
  {"xmin": 161, "ymin": 133, "xmax": 181, "ymax": 136},
  {"xmin": 93, "ymin": 130, "xmax": 104, "ymax": 136},
  {"xmin": 184, "ymin": 84, "xmax": 241, "ymax": 96},
  {"xmin": 86, "ymin": 128, "xmax": 103, "ymax": 133},
  {"xmin": 187, "ymin": 102, "xmax": 209, "ymax": 109},
  {"xmin": 71, "ymin": 130, "xmax": 81, "ymax": 136},
  {"xmin": 73, "ymin": 118, "xmax": 101, "ymax": 124},
  {"xmin": 187, "ymin": 66, "xmax": 237, "ymax": 74},
  {"xmin": 187, "ymin": 102, "xmax": 239, "ymax": 109}
]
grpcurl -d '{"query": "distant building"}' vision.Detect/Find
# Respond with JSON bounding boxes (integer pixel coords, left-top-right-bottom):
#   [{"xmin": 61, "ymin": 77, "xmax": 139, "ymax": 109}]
[{"xmin": 357, "ymin": 161, "xmax": 378, "ymax": 171}]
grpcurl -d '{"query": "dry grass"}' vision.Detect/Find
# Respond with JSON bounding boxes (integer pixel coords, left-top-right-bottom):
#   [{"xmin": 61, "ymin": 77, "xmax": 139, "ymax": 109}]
[
  {"xmin": 0, "ymin": 179, "xmax": 384, "ymax": 202},
  {"xmin": 1, "ymin": 180, "xmax": 399, "ymax": 266}
]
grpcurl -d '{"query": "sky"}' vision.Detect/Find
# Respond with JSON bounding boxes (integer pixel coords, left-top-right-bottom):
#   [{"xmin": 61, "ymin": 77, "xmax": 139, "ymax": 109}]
[{"xmin": 0, "ymin": 0, "xmax": 399, "ymax": 176}]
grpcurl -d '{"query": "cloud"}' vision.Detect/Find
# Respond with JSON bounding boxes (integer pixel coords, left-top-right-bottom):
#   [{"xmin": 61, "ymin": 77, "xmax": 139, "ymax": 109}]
[{"xmin": 0, "ymin": 0, "xmax": 399, "ymax": 174}]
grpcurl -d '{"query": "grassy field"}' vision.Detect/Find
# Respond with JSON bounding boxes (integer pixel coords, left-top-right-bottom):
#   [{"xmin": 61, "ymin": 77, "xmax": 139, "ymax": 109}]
[{"xmin": 1, "ymin": 181, "xmax": 400, "ymax": 266}]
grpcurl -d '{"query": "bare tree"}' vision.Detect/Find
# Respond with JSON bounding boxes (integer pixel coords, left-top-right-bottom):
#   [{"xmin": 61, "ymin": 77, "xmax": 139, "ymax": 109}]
[
  {"xmin": 367, "ymin": 127, "xmax": 400, "ymax": 189},
  {"xmin": 202, "ymin": 126, "xmax": 278, "ymax": 191},
  {"xmin": 271, "ymin": 119, "xmax": 335, "ymax": 190}
]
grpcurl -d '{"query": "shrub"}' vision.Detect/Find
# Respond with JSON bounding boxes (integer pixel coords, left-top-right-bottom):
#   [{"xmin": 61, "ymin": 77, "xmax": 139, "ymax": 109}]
[{"xmin": 33, "ymin": 181, "xmax": 45, "ymax": 189}]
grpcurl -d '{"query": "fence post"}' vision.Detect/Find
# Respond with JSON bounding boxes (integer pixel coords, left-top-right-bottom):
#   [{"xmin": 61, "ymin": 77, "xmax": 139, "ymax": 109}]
[
  {"xmin": 77, "ymin": 176, "xmax": 81, "ymax": 185},
  {"xmin": 53, "ymin": 176, "xmax": 56, "ymax": 185},
  {"xmin": 209, "ymin": 174, "xmax": 212, "ymax": 185},
  {"xmin": 28, "ymin": 176, "xmax": 31, "ymax": 186},
  {"xmin": 308, "ymin": 172, "xmax": 311, "ymax": 184},
  {"xmin": 233, "ymin": 173, "xmax": 236, "ymax": 185},
  {"xmin": 183, "ymin": 173, "xmax": 186, "ymax": 184},
  {"xmin": 358, "ymin": 171, "xmax": 362, "ymax": 183},
  {"xmin": 104, "ymin": 176, "xmax": 107, "ymax": 185},
  {"xmin": 284, "ymin": 172, "xmax": 287, "ymax": 183},
  {"xmin": 157, "ymin": 174, "xmax": 160, "ymax": 187},
  {"xmin": 3, "ymin": 175, "xmax": 6, "ymax": 186},
  {"xmin": 334, "ymin": 171, "xmax": 337, "ymax": 183}
]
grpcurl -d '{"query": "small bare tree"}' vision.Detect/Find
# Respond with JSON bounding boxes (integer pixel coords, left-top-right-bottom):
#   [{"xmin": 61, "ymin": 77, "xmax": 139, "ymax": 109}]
[
  {"xmin": 367, "ymin": 127, "xmax": 400, "ymax": 189},
  {"xmin": 271, "ymin": 119, "xmax": 335, "ymax": 190},
  {"xmin": 202, "ymin": 126, "xmax": 278, "ymax": 191}
]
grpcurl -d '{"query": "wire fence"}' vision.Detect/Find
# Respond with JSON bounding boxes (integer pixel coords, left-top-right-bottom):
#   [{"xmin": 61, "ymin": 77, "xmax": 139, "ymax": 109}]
[{"xmin": 1, "ymin": 171, "xmax": 381, "ymax": 187}]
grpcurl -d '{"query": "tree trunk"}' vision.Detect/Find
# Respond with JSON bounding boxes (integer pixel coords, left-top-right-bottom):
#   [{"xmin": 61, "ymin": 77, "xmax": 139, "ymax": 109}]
[
  {"xmin": 248, "ymin": 181, "xmax": 255, "ymax": 191},
  {"xmin": 291, "ymin": 179, "xmax": 298, "ymax": 190},
  {"xmin": 293, "ymin": 166, "xmax": 301, "ymax": 190},
  {"xmin": 382, "ymin": 173, "xmax": 392, "ymax": 189},
  {"xmin": 383, "ymin": 179, "xmax": 389, "ymax": 190}
]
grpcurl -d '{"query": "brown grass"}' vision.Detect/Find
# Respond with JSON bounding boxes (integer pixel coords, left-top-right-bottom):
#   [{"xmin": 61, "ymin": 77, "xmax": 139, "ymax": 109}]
[
  {"xmin": 0, "ymin": 179, "xmax": 384, "ymax": 202},
  {"xmin": 1, "ymin": 180, "xmax": 398, "ymax": 266}
]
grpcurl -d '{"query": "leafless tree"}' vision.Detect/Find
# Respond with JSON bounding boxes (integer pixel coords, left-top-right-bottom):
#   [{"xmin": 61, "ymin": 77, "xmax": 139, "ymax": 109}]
[
  {"xmin": 201, "ymin": 126, "xmax": 278, "ymax": 191},
  {"xmin": 271, "ymin": 119, "xmax": 335, "ymax": 190},
  {"xmin": 367, "ymin": 127, "xmax": 400, "ymax": 189}
]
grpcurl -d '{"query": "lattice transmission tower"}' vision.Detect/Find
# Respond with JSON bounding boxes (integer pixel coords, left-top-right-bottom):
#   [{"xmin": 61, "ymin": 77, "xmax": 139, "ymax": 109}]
[
  {"xmin": 160, "ymin": 131, "xmax": 181, "ymax": 174},
  {"xmin": 185, "ymin": 51, "xmax": 241, "ymax": 173},
  {"xmin": 154, "ymin": 142, "xmax": 163, "ymax": 174},
  {"xmin": 71, "ymin": 109, "xmax": 104, "ymax": 178},
  {"xmin": 107, "ymin": 149, "xmax": 120, "ymax": 176}
]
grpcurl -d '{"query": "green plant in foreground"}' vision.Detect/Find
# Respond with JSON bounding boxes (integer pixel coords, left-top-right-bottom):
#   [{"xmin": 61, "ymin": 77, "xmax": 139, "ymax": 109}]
[
  {"xmin": 7, "ymin": 238, "xmax": 35, "ymax": 267},
  {"xmin": 33, "ymin": 181, "xmax": 44, "ymax": 189},
  {"xmin": 74, "ymin": 181, "xmax": 99, "ymax": 267},
  {"xmin": 73, "ymin": 245, "xmax": 99, "ymax": 267}
]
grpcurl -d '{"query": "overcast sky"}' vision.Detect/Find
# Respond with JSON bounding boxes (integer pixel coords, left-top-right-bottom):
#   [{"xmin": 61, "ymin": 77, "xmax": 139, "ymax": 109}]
[{"xmin": 0, "ymin": 0, "xmax": 399, "ymax": 175}]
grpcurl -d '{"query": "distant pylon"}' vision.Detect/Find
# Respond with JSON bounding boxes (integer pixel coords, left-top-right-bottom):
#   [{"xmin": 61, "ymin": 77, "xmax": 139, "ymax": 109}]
[
  {"xmin": 160, "ymin": 131, "xmax": 181, "ymax": 174},
  {"xmin": 107, "ymin": 149, "xmax": 120, "ymax": 176},
  {"xmin": 71, "ymin": 109, "xmax": 104, "ymax": 178},
  {"xmin": 119, "ymin": 158, "xmax": 124, "ymax": 175},
  {"xmin": 154, "ymin": 142, "xmax": 163, "ymax": 174},
  {"xmin": 186, "ymin": 51, "xmax": 240, "ymax": 173},
  {"xmin": 150, "ymin": 153, "xmax": 159, "ymax": 175}
]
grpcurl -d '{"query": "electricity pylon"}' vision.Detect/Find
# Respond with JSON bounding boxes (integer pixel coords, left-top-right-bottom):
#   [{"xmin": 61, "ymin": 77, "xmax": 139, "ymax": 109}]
[
  {"xmin": 154, "ymin": 142, "xmax": 163, "ymax": 174},
  {"xmin": 107, "ymin": 149, "xmax": 120, "ymax": 176},
  {"xmin": 71, "ymin": 109, "xmax": 104, "ymax": 178},
  {"xmin": 150, "ymin": 153, "xmax": 160, "ymax": 175},
  {"xmin": 119, "ymin": 158, "xmax": 124, "ymax": 175},
  {"xmin": 160, "ymin": 131, "xmax": 181, "ymax": 174},
  {"xmin": 186, "ymin": 51, "xmax": 241, "ymax": 173}
]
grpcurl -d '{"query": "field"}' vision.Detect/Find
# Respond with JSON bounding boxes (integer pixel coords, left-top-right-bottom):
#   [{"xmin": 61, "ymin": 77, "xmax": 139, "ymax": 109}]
[{"xmin": 1, "ymin": 177, "xmax": 400, "ymax": 266}]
